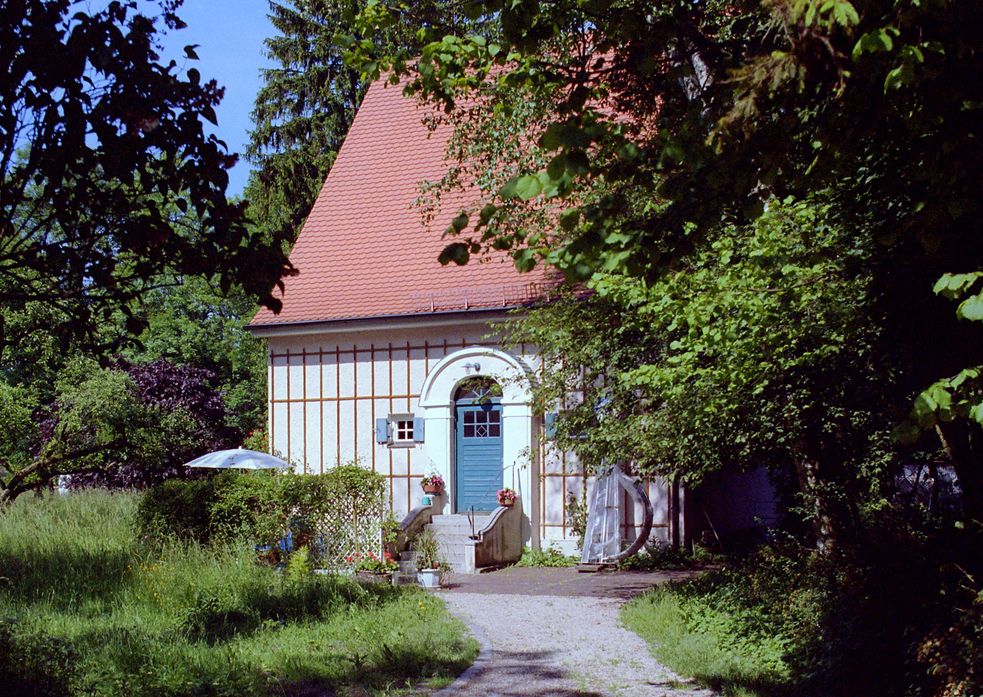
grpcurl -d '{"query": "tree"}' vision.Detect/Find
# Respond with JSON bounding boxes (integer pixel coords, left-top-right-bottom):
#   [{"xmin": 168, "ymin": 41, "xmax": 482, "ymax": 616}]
[
  {"xmin": 510, "ymin": 197, "xmax": 895, "ymax": 547},
  {"xmin": 0, "ymin": 358, "xmax": 241, "ymax": 504},
  {"xmin": 247, "ymin": 0, "xmax": 494, "ymax": 240},
  {"xmin": 67, "ymin": 359, "xmax": 241, "ymax": 490},
  {"xmin": 123, "ymin": 277, "xmax": 268, "ymax": 435},
  {"xmin": 0, "ymin": 360, "xmax": 157, "ymax": 505},
  {"xmin": 0, "ymin": 0, "xmax": 294, "ymax": 363},
  {"xmin": 351, "ymin": 0, "xmax": 983, "ymax": 530}
]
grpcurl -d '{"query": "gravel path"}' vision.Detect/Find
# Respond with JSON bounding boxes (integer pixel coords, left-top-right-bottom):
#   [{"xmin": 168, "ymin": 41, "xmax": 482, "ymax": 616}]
[{"xmin": 433, "ymin": 589, "xmax": 713, "ymax": 697}]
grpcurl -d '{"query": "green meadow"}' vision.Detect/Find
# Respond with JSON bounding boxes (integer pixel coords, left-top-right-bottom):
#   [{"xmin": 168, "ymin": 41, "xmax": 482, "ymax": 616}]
[{"xmin": 0, "ymin": 490, "xmax": 477, "ymax": 696}]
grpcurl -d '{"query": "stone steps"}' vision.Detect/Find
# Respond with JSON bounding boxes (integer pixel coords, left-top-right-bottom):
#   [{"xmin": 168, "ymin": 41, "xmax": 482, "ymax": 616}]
[{"xmin": 401, "ymin": 514, "xmax": 490, "ymax": 573}]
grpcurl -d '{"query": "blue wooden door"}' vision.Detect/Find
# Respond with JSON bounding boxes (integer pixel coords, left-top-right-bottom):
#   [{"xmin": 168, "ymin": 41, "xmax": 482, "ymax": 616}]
[{"xmin": 455, "ymin": 402, "xmax": 503, "ymax": 512}]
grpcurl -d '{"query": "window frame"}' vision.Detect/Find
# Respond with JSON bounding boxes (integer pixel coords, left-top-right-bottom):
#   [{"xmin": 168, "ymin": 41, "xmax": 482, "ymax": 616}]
[{"xmin": 388, "ymin": 413, "xmax": 417, "ymax": 448}]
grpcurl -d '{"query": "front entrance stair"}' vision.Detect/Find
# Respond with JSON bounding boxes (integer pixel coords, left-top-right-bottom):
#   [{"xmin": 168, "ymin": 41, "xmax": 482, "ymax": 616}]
[{"xmin": 397, "ymin": 505, "xmax": 523, "ymax": 575}]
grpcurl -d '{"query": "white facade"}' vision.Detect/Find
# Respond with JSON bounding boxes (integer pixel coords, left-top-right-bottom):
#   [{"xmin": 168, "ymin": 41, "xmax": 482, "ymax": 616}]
[{"xmin": 255, "ymin": 312, "xmax": 674, "ymax": 552}]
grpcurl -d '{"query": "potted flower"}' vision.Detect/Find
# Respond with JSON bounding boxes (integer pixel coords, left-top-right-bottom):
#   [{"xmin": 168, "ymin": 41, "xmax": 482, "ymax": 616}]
[
  {"xmin": 413, "ymin": 529, "xmax": 448, "ymax": 588},
  {"xmin": 420, "ymin": 470, "xmax": 445, "ymax": 495},
  {"xmin": 497, "ymin": 488, "xmax": 518, "ymax": 507},
  {"xmin": 349, "ymin": 551, "xmax": 398, "ymax": 584}
]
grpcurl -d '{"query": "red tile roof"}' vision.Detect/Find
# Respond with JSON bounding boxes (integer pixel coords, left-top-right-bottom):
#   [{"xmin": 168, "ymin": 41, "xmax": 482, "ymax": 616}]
[{"xmin": 250, "ymin": 77, "xmax": 556, "ymax": 328}]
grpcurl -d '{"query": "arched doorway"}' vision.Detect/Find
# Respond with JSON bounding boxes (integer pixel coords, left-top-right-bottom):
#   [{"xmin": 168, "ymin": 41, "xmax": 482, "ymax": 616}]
[
  {"xmin": 417, "ymin": 346, "xmax": 535, "ymax": 543},
  {"xmin": 454, "ymin": 378, "xmax": 503, "ymax": 512}
]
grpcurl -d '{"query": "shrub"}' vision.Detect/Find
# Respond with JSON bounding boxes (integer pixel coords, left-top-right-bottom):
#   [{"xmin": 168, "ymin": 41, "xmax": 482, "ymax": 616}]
[
  {"xmin": 67, "ymin": 360, "xmax": 241, "ymax": 490},
  {"xmin": 515, "ymin": 544, "xmax": 577, "ymax": 567},
  {"xmin": 916, "ymin": 586, "xmax": 983, "ymax": 697},
  {"xmin": 625, "ymin": 513, "xmax": 983, "ymax": 697},
  {"xmin": 138, "ymin": 465, "xmax": 389, "ymax": 569},
  {"xmin": 285, "ymin": 545, "xmax": 312, "ymax": 583},
  {"xmin": 617, "ymin": 542, "xmax": 695, "ymax": 571},
  {"xmin": 0, "ymin": 619, "xmax": 79, "ymax": 697},
  {"xmin": 137, "ymin": 477, "xmax": 217, "ymax": 543},
  {"xmin": 242, "ymin": 427, "xmax": 268, "ymax": 451}
]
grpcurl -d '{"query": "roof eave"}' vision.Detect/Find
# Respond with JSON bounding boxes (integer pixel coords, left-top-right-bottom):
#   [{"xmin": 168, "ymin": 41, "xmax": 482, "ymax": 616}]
[{"xmin": 247, "ymin": 306, "xmax": 526, "ymax": 338}]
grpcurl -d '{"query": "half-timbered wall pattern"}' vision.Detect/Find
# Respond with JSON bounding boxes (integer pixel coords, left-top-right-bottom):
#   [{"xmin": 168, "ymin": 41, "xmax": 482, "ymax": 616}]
[{"xmin": 266, "ymin": 322, "xmax": 671, "ymax": 548}]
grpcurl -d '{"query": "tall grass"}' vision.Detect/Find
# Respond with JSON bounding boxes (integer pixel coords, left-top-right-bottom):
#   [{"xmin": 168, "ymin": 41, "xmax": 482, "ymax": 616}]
[
  {"xmin": 0, "ymin": 491, "xmax": 477, "ymax": 696},
  {"xmin": 622, "ymin": 585, "xmax": 790, "ymax": 697}
]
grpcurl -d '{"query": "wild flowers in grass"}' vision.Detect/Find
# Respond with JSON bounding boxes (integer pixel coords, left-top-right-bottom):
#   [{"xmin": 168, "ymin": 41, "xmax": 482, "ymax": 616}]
[{"xmin": 0, "ymin": 490, "xmax": 476, "ymax": 696}]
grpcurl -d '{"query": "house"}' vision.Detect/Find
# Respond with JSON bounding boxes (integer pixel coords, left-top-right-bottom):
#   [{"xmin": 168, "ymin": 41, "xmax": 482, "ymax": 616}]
[{"xmin": 248, "ymin": 76, "xmax": 689, "ymax": 568}]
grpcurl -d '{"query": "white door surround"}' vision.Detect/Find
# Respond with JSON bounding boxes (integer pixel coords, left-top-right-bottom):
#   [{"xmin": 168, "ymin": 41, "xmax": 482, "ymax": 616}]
[{"xmin": 418, "ymin": 346, "xmax": 536, "ymax": 545}]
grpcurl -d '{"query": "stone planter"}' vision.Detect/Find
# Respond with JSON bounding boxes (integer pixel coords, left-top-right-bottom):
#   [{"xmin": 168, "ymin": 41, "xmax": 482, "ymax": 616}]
[
  {"xmin": 417, "ymin": 569, "xmax": 442, "ymax": 588},
  {"xmin": 355, "ymin": 571, "xmax": 394, "ymax": 585}
]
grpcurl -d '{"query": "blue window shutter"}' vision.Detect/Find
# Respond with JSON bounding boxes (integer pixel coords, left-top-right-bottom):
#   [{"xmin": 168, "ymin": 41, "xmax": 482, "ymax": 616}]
[
  {"xmin": 413, "ymin": 417, "xmax": 425, "ymax": 442},
  {"xmin": 375, "ymin": 418, "xmax": 390, "ymax": 444},
  {"xmin": 544, "ymin": 412, "xmax": 559, "ymax": 439}
]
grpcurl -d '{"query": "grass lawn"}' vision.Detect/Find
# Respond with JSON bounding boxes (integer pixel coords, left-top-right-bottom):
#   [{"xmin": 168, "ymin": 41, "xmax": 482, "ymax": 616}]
[
  {"xmin": 622, "ymin": 583, "xmax": 791, "ymax": 697},
  {"xmin": 0, "ymin": 490, "xmax": 478, "ymax": 696}
]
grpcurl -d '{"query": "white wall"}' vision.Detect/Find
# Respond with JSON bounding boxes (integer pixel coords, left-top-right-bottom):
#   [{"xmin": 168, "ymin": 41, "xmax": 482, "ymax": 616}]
[{"xmin": 263, "ymin": 315, "xmax": 671, "ymax": 550}]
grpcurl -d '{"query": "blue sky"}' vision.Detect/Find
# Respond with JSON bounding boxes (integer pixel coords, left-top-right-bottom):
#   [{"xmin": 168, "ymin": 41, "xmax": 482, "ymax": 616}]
[{"xmin": 161, "ymin": 1, "xmax": 275, "ymax": 197}]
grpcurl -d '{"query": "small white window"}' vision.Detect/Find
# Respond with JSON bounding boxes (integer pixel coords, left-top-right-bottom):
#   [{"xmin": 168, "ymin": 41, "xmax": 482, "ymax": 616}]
[
  {"xmin": 381, "ymin": 413, "xmax": 417, "ymax": 448},
  {"xmin": 392, "ymin": 418, "xmax": 415, "ymax": 443}
]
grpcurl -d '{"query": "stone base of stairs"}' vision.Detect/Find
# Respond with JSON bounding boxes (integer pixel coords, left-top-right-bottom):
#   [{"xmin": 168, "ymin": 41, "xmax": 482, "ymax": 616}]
[{"xmin": 399, "ymin": 508, "xmax": 522, "ymax": 574}]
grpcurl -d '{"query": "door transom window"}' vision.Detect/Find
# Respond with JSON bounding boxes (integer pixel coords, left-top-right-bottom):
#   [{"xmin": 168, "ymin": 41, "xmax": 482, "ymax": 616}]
[{"xmin": 462, "ymin": 409, "xmax": 501, "ymax": 438}]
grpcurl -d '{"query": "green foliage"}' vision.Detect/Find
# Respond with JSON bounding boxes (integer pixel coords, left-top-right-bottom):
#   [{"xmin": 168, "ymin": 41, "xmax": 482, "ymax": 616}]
[
  {"xmin": 511, "ymin": 197, "xmax": 895, "ymax": 546},
  {"xmin": 413, "ymin": 528, "xmax": 445, "ymax": 571},
  {"xmin": 0, "ymin": 357, "xmax": 247, "ymax": 504},
  {"xmin": 140, "ymin": 466, "xmax": 389, "ymax": 570},
  {"xmin": 617, "ymin": 543, "xmax": 695, "ymax": 572},
  {"xmin": 0, "ymin": 490, "xmax": 478, "ymax": 696},
  {"xmin": 0, "ymin": 0, "xmax": 293, "ymax": 364},
  {"xmin": 137, "ymin": 478, "xmax": 218, "ymax": 544},
  {"xmin": 352, "ymin": 550, "xmax": 399, "ymax": 574},
  {"xmin": 247, "ymin": 0, "xmax": 486, "ymax": 241},
  {"xmin": 514, "ymin": 545, "xmax": 577, "ymax": 568},
  {"xmin": 1, "ymin": 360, "xmax": 160, "ymax": 504},
  {"xmin": 122, "ymin": 278, "xmax": 269, "ymax": 436},
  {"xmin": 287, "ymin": 532, "xmax": 313, "ymax": 583},
  {"xmin": 916, "ymin": 586, "xmax": 983, "ymax": 697},
  {"xmin": 242, "ymin": 427, "xmax": 270, "ymax": 453},
  {"xmin": 219, "ymin": 465, "xmax": 387, "ymax": 548},
  {"xmin": 626, "ymin": 514, "xmax": 983, "ymax": 697},
  {"xmin": 564, "ymin": 491, "xmax": 587, "ymax": 549},
  {"xmin": 353, "ymin": 0, "xmax": 983, "ymax": 522},
  {"xmin": 0, "ymin": 382, "xmax": 40, "ymax": 477},
  {"xmin": 0, "ymin": 619, "xmax": 79, "ymax": 697},
  {"xmin": 623, "ymin": 580, "xmax": 792, "ymax": 696}
]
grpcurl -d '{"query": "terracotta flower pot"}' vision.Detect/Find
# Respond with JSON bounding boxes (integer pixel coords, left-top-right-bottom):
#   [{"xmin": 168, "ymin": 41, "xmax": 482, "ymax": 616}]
[
  {"xmin": 498, "ymin": 498, "xmax": 514, "ymax": 507},
  {"xmin": 422, "ymin": 484, "xmax": 442, "ymax": 494}
]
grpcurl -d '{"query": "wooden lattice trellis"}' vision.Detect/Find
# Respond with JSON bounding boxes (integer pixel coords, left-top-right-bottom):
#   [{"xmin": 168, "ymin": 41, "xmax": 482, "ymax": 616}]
[{"xmin": 306, "ymin": 494, "xmax": 388, "ymax": 571}]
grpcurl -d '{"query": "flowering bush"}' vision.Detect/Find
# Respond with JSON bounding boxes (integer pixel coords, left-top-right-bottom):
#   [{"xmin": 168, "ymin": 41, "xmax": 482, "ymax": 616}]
[
  {"xmin": 242, "ymin": 428, "xmax": 269, "ymax": 452},
  {"xmin": 497, "ymin": 488, "xmax": 517, "ymax": 504},
  {"xmin": 420, "ymin": 471, "xmax": 445, "ymax": 490},
  {"xmin": 348, "ymin": 551, "xmax": 398, "ymax": 574}
]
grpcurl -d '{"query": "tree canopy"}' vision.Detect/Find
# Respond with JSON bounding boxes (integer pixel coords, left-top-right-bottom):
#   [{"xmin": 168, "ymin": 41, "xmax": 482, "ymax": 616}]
[
  {"xmin": 0, "ymin": 0, "xmax": 294, "ymax": 360},
  {"xmin": 0, "ymin": 0, "xmax": 296, "ymax": 504},
  {"xmin": 350, "ymin": 0, "xmax": 983, "ymax": 532}
]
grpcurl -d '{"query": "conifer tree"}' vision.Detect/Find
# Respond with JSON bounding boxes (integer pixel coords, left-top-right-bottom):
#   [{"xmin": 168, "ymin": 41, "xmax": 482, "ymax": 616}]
[{"xmin": 246, "ymin": 0, "xmax": 491, "ymax": 240}]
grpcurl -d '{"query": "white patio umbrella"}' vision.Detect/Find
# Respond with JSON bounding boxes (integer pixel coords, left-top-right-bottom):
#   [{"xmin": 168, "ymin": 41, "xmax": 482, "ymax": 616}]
[{"xmin": 184, "ymin": 448, "xmax": 292, "ymax": 470}]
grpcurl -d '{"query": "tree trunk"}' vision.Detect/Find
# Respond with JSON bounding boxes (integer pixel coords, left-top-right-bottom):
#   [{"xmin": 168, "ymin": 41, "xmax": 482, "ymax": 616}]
[{"xmin": 792, "ymin": 445, "xmax": 839, "ymax": 553}]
